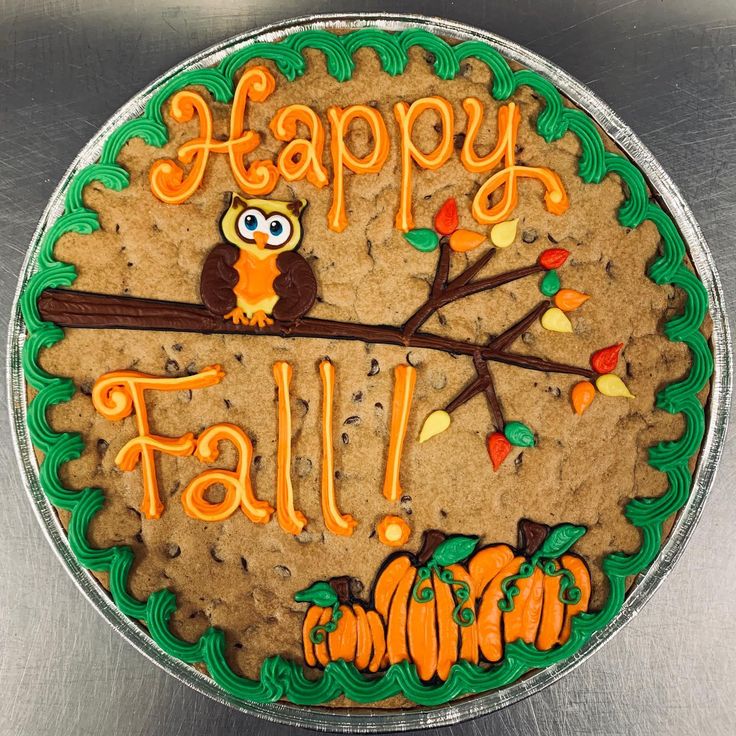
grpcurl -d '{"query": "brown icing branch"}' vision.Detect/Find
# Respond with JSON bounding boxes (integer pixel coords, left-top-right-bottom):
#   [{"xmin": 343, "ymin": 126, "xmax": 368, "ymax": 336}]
[
  {"xmin": 416, "ymin": 530, "xmax": 448, "ymax": 565},
  {"xmin": 402, "ymin": 241, "xmax": 541, "ymax": 338},
  {"xmin": 37, "ymin": 288, "xmax": 596, "ymax": 380}
]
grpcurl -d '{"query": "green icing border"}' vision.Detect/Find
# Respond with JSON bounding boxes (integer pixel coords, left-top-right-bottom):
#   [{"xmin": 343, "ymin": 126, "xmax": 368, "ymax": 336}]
[{"xmin": 20, "ymin": 27, "xmax": 712, "ymax": 707}]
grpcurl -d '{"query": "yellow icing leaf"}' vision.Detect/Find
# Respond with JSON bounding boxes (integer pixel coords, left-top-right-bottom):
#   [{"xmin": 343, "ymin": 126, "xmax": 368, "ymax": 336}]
[
  {"xmin": 541, "ymin": 307, "xmax": 573, "ymax": 333},
  {"xmin": 490, "ymin": 218, "xmax": 518, "ymax": 248},
  {"xmin": 418, "ymin": 410, "xmax": 451, "ymax": 443},
  {"xmin": 596, "ymin": 374, "xmax": 635, "ymax": 398}
]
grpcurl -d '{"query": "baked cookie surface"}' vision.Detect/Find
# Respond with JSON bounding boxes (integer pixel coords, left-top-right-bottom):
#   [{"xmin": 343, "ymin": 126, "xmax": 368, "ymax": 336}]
[{"xmin": 22, "ymin": 25, "xmax": 712, "ymax": 708}]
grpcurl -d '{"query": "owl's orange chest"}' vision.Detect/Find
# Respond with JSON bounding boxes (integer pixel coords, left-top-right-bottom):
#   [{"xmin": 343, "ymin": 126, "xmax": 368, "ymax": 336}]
[{"xmin": 232, "ymin": 251, "xmax": 280, "ymax": 305}]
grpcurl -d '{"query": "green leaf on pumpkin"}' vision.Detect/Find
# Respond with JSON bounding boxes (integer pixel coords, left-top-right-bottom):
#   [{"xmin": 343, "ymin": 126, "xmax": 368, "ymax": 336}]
[
  {"xmin": 294, "ymin": 581, "xmax": 338, "ymax": 607},
  {"xmin": 536, "ymin": 524, "xmax": 586, "ymax": 559},
  {"xmin": 431, "ymin": 535, "xmax": 479, "ymax": 567},
  {"xmin": 403, "ymin": 228, "xmax": 439, "ymax": 252}
]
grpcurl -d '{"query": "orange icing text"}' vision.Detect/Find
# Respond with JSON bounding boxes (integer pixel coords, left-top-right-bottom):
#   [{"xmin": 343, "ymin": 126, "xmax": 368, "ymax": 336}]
[
  {"xmin": 151, "ymin": 71, "xmax": 569, "ymax": 233},
  {"xmin": 382, "ymin": 364, "xmax": 417, "ymax": 502},
  {"xmin": 319, "ymin": 360, "xmax": 357, "ymax": 536},
  {"xmin": 273, "ymin": 361, "xmax": 307, "ymax": 535}
]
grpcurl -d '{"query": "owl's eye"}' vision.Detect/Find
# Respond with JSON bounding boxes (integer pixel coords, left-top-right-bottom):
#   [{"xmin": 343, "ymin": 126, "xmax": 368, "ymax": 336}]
[
  {"xmin": 265, "ymin": 214, "xmax": 292, "ymax": 247},
  {"xmin": 236, "ymin": 208, "xmax": 266, "ymax": 239}
]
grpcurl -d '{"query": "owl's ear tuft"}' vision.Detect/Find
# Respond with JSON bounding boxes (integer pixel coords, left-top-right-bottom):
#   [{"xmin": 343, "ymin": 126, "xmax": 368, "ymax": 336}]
[
  {"xmin": 229, "ymin": 193, "xmax": 249, "ymax": 210},
  {"xmin": 287, "ymin": 198, "xmax": 308, "ymax": 217}
]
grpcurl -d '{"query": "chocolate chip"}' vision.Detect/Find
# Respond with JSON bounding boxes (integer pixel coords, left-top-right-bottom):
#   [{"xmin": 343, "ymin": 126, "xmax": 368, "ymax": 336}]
[
  {"xmin": 165, "ymin": 359, "xmax": 180, "ymax": 374},
  {"xmin": 79, "ymin": 381, "xmax": 92, "ymax": 396},
  {"xmin": 606, "ymin": 260, "xmax": 615, "ymax": 278},
  {"xmin": 166, "ymin": 543, "xmax": 181, "ymax": 558},
  {"xmin": 126, "ymin": 261, "xmax": 133, "ymax": 268},
  {"xmin": 96, "ymin": 438, "xmax": 109, "ymax": 454},
  {"xmin": 186, "ymin": 362, "xmax": 197, "ymax": 375},
  {"xmin": 274, "ymin": 565, "xmax": 291, "ymax": 578},
  {"xmin": 437, "ymin": 312, "xmax": 447, "ymax": 326},
  {"xmin": 234, "ymin": 642, "xmax": 243, "ymax": 649},
  {"xmin": 439, "ymin": 509, "xmax": 448, "ymax": 518},
  {"xmin": 172, "ymin": 343, "xmax": 183, "ymax": 352},
  {"xmin": 253, "ymin": 455, "xmax": 263, "ymax": 469},
  {"xmin": 334, "ymin": 470, "xmax": 342, "ymax": 480},
  {"xmin": 352, "ymin": 391, "xmax": 363, "ymax": 403},
  {"xmin": 547, "ymin": 233, "xmax": 559, "ymax": 244},
  {"xmin": 294, "ymin": 456, "xmax": 313, "ymax": 478},
  {"xmin": 341, "ymin": 433, "xmax": 349, "ymax": 445},
  {"xmin": 210, "ymin": 547, "xmax": 223, "ymax": 563},
  {"xmin": 368, "ymin": 359, "xmax": 380, "ymax": 376},
  {"xmin": 234, "ymin": 353, "xmax": 243, "ymax": 363},
  {"xmin": 425, "ymin": 52, "xmax": 436, "ymax": 65},
  {"xmin": 522, "ymin": 229, "xmax": 538, "ymax": 244},
  {"xmin": 343, "ymin": 416, "xmax": 361, "ymax": 426},
  {"xmin": 374, "ymin": 402, "xmax": 384, "ymax": 411},
  {"xmin": 134, "ymin": 532, "xmax": 144, "ymax": 544},
  {"xmin": 454, "ymin": 133, "xmax": 466, "ymax": 150},
  {"xmin": 240, "ymin": 557, "xmax": 248, "ymax": 573},
  {"xmin": 515, "ymin": 453, "xmax": 524, "ymax": 468},
  {"xmin": 296, "ymin": 398, "xmax": 310, "ymax": 417},
  {"xmin": 224, "ymin": 398, "xmax": 232, "ymax": 409},
  {"xmin": 400, "ymin": 494, "xmax": 412, "ymax": 503},
  {"xmin": 114, "ymin": 223, "xmax": 120, "ymax": 233}
]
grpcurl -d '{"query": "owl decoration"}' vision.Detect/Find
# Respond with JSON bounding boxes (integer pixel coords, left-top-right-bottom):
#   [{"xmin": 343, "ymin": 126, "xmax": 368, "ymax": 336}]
[{"xmin": 201, "ymin": 194, "xmax": 318, "ymax": 327}]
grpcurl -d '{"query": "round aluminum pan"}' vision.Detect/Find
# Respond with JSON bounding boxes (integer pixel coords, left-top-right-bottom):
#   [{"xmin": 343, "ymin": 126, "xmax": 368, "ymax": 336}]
[{"xmin": 7, "ymin": 12, "xmax": 732, "ymax": 733}]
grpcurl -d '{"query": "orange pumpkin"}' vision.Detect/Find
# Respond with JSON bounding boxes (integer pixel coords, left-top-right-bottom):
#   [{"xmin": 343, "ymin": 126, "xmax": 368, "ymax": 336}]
[
  {"xmin": 473, "ymin": 519, "xmax": 591, "ymax": 661},
  {"xmin": 372, "ymin": 530, "xmax": 479, "ymax": 681},
  {"xmin": 295, "ymin": 576, "xmax": 385, "ymax": 672}
]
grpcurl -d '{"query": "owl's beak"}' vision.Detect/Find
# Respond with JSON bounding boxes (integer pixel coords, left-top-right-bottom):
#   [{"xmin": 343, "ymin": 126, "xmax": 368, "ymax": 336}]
[{"xmin": 254, "ymin": 231, "xmax": 269, "ymax": 249}]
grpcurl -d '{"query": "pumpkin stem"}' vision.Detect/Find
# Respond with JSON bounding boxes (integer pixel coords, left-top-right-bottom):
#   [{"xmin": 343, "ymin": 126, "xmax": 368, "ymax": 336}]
[
  {"xmin": 416, "ymin": 529, "xmax": 448, "ymax": 565},
  {"xmin": 328, "ymin": 576, "xmax": 352, "ymax": 604},
  {"xmin": 518, "ymin": 518, "xmax": 550, "ymax": 557}
]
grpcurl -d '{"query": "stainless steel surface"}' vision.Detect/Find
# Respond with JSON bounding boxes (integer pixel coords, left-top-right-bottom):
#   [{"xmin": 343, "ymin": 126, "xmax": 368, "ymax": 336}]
[{"xmin": 1, "ymin": 2, "xmax": 734, "ymax": 734}]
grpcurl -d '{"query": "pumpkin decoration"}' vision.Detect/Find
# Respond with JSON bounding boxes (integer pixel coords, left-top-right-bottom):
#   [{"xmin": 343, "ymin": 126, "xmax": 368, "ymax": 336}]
[
  {"xmin": 373, "ymin": 530, "xmax": 479, "ymax": 681},
  {"xmin": 474, "ymin": 519, "xmax": 591, "ymax": 661},
  {"xmin": 295, "ymin": 520, "xmax": 591, "ymax": 679},
  {"xmin": 294, "ymin": 576, "xmax": 386, "ymax": 672}
]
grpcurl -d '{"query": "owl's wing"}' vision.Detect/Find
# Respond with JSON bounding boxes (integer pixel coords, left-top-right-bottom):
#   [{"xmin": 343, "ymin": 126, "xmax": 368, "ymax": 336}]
[
  {"xmin": 200, "ymin": 243, "xmax": 239, "ymax": 315},
  {"xmin": 273, "ymin": 252, "xmax": 318, "ymax": 322}
]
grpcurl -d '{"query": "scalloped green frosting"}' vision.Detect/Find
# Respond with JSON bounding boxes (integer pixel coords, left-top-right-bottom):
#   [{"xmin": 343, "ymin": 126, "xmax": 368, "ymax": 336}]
[{"xmin": 19, "ymin": 26, "xmax": 712, "ymax": 707}]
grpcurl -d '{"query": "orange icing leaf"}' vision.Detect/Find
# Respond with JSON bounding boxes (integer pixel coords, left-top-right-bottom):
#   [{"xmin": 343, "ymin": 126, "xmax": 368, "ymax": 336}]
[
  {"xmin": 476, "ymin": 556, "xmax": 523, "ymax": 662},
  {"xmin": 273, "ymin": 361, "xmax": 307, "ymax": 535},
  {"xmin": 449, "ymin": 229, "xmax": 486, "ymax": 253},
  {"xmin": 571, "ymin": 381, "xmax": 596, "ymax": 415},
  {"xmin": 366, "ymin": 610, "xmax": 387, "ymax": 673},
  {"xmin": 92, "ymin": 366, "xmax": 224, "ymax": 519},
  {"xmin": 558, "ymin": 554, "xmax": 591, "ymax": 644},
  {"xmin": 151, "ymin": 67, "xmax": 279, "ymax": 204},
  {"xmin": 181, "ymin": 423, "xmax": 274, "ymax": 523},
  {"xmin": 462, "ymin": 99, "xmax": 569, "ymax": 225},
  {"xmin": 382, "ymin": 364, "xmax": 417, "ymax": 502},
  {"xmin": 376, "ymin": 515, "xmax": 411, "ymax": 547},
  {"xmin": 327, "ymin": 104, "xmax": 389, "ymax": 232},
  {"xmin": 386, "ymin": 566, "xmax": 416, "ymax": 665},
  {"xmin": 434, "ymin": 570, "xmax": 459, "ymax": 680},
  {"xmin": 394, "ymin": 97, "xmax": 454, "ymax": 231},
  {"xmin": 354, "ymin": 604, "xmax": 373, "ymax": 671},
  {"xmin": 487, "ymin": 432, "xmax": 512, "ymax": 472},
  {"xmin": 554, "ymin": 289, "xmax": 590, "ymax": 312},
  {"xmin": 270, "ymin": 103, "xmax": 329, "ymax": 188},
  {"xmin": 374, "ymin": 555, "xmax": 412, "ymax": 621},
  {"xmin": 302, "ymin": 605, "xmax": 324, "ymax": 667},
  {"xmin": 536, "ymin": 565, "xmax": 565, "ymax": 650},
  {"xmin": 328, "ymin": 604, "xmax": 357, "ymax": 662},
  {"xmin": 408, "ymin": 574, "xmax": 438, "ymax": 681},
  {"xmin": 319, "ymin": 361, "xmax": 357, "ymax": 537},
  {"xmin": 434, "ymin": 197, "xmax": 459, "ymax": 235},
  {"xmin": 447, "ymin": 564, "xmax": 478, "ymax": 665}
]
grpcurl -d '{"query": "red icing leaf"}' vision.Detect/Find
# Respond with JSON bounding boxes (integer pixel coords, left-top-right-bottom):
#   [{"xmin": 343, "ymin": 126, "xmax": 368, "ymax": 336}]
[
  {"xmin": 591, "ymin": 343, "xmax": 624, "ymax": 374},
  {"xmin": 487, "ymin": 432, "xmax": 511, "ymax": 472},
  {"xmin": 435, "ymin": 198, "xmax": 459, "ymax": 236},
  {"xmin": 539, "ymin": 248, "xmax": 569, "ymax": 270}
]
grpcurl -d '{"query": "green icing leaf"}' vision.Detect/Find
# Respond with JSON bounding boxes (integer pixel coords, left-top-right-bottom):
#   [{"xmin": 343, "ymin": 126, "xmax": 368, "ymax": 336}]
[
  {"xmin": 540, "ymin": 269, "xmax": 561, "ymax": 296},
  {"xmin": 294, "ymin": 581, "xmax": 338, "ymax": 607},
  {"xmin": 431, "ymin": 535, "xmax": 479, "ymax": 566},
  {"xmin": 504, "ymin": 421, "xmax": 535, "ymax": 447},
  {"xmin": 537, "ymin": 524, "xmax": 586, "ymax": 559},
  {"xmin": 403, "ymin": 228, "xmax": 439, "ymax": 252}
]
